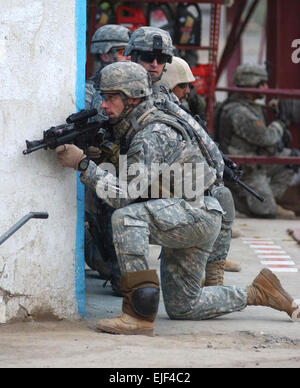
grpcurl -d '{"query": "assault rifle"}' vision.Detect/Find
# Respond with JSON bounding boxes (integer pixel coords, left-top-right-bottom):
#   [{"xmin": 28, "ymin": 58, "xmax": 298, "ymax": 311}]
[
  {"xmin": 222, "ymin": 155, "xmax": 264, "ymax": 203},
  {"xmin": 23, "ymin": 109, "xmax": 108, "ymax": 155},
  {"xmin": 193, "ymin": 114, "xmax": 265, "ymax": 203}
]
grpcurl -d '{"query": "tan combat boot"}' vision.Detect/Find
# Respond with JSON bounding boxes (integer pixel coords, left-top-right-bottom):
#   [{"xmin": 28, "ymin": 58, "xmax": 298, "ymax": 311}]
[
  {"xmin": 97, "ymin": 270, "xmax": 160, "ymax": 336},
  {"xmin": 205, "ymin": 260, "xmax": 225, "ymax": 286},
  {"xmin": 96, "ymin": 313, "xmax": 154, "ymax": 336},
  {"xmin": 247, "ymin": 268, "xmax": 300, "ymax": 321},
  {"xmin": 232, "ymin": 228, "xmax": 243, "ymax": 239},
  {"xmin": 276, "ymin": 204, "xmax": 296, "ymax": 220},
  {"xmin": 225, "ymin": 259, "xmax": 241, "ymax": 272}
]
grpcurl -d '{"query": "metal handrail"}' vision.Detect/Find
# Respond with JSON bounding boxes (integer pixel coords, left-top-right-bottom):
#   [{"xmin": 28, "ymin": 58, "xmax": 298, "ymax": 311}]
[{"xmin": 0, "ymin": 212, "xmax": 49, "ymax": 246}]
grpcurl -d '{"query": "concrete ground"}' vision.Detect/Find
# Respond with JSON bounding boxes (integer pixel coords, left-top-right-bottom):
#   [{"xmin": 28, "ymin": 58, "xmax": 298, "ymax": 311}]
[{"xmin": 0, "ymin": 217, "xmax": 299, "ymax": 368}]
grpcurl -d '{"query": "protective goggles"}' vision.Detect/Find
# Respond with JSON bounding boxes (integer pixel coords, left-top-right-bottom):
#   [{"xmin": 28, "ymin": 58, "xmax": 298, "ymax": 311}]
[{"xmin": 101, "ymin": 92, "xmax": 121, "ymax": 102}]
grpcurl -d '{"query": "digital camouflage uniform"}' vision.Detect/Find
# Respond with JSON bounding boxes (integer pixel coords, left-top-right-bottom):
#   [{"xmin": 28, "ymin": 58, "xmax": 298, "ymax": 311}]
[
  {"xmin": 126, "ymin": 28, "xmax": 234, "ymax": 269},
  {"xmin": 159, "ymin": 55, "xmax": 235, "ymax": 271},
  {"xmin": 217, "ymin": 64, "xmax": 295, "ymax": 218},
  {"xmin": 86, "ymin": 26, "xmax": 178, "ymax": 293},
  {"xmin": 81, "ymin": 62, "xmax": 248, "ymax": 320},
  {"xmin": 152, "ymin": 80, "xmax": 179, "ymax": 104},
  {"xmin": 279, "ymin": 99, "xmax": 300, "ymax": 125},
  {"xmin": 84, "ymin": 25, "xmax": 131, "ymax": 294}
]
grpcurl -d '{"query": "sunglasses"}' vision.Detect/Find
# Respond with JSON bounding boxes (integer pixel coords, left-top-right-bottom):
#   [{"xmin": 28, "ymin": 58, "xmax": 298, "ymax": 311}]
[
  {"xmin": 139, "ymin": 52, "xmax": 169, "ymax": 65},
  {"xmin": 177, "ymin": 83, "xmax": 190, "ymax": 89}
]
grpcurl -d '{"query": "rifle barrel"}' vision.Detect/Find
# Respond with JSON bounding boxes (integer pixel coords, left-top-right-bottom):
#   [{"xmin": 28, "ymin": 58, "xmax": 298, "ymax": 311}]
[
  {"xmin": 236, "ymin": 179, "xmax": 265, "ymax": 202},
  {"xmin": 23, "ymin": 143, "xmax": 47, "ymax": 154}
]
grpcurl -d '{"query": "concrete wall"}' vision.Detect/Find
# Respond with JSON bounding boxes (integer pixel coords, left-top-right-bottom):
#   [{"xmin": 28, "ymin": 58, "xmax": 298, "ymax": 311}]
[{"xmin": 0, "ymin": 0, "xmax": 83, "ymax": 322}]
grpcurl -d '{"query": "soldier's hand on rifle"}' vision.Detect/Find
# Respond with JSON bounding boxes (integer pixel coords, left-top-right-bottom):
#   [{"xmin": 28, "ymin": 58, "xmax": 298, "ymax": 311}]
[
  {"xmin": 86, "ymin": 146, "xmax": 102, "ymax": 160},
  {"xmin": 56, "ymin": 144, "xmax": 86, "ymax": 170}
]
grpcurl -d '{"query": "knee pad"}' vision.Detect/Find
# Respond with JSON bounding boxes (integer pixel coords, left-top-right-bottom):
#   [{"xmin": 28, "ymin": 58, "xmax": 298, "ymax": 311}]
[
  {"xmin": 121, "ymin": 270, "xmax": 160, "ymax": 321},
  {"xmin": 212, "ymin": 185, "xmax": 235, "ymax": 226},
  {"xmin": 131, "ymin": 287, "xmax": 160, "ymax": 318}
]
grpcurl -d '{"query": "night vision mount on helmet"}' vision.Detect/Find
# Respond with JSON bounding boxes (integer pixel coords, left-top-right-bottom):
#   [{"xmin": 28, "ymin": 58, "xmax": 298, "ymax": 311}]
[{"xmin": 124, "ymin": 26, "xmax": 174, "ymax": 63}]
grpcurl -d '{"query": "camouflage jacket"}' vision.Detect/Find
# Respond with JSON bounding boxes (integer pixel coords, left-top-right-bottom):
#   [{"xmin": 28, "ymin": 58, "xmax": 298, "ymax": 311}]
[
  {"xmin": 80, "ymin": 98, "xmax": 223, "ymax": 212},
  {"xmin": 217, "ymin": 93, "xmax": 284, "ymax": 156},
  {"xmin": 152, "ymin": 80, "xmax": 179, "ymax": 104}
]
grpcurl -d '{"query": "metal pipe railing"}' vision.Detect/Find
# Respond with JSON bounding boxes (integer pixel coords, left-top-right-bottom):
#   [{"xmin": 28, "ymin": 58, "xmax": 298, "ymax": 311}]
[{"xmin": 0, "ymin": 212, "xmax": 49, "ymax": 246}]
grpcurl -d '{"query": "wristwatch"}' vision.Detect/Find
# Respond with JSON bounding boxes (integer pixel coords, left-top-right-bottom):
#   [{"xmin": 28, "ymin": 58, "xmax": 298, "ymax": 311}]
[{"xmin": 78, "ymin": 157, "xmax": 90, "ymax": 172}]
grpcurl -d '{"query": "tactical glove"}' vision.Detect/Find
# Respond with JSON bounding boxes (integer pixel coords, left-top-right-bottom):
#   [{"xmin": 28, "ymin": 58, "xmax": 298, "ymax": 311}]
[
  {"xmin": 56, "ymin": 144, "xmax": 86, "ymax": 170},
  {"xmin": 86, "ymin": 146, "xmax": 102, "ymax": 160}
]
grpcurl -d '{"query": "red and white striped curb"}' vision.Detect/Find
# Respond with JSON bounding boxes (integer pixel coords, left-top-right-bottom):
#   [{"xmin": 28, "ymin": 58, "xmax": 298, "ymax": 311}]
[{"xmin": 243, "ymin": 238, "xmax": 298, "ymax": 273}]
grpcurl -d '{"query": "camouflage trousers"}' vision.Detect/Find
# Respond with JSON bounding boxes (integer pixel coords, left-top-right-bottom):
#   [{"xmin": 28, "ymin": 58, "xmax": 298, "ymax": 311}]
[
  {"xmin": 85, "ymin": 187, "xmax": 122, "ymax": 296},
  {"xmin": 233, "ymin": 165, "xmax": 294, "ymax": 217},
  {"xmin": 208, "ymin": 185, "xmax": 235, "ymax": 262},
  {"xmin": 111, "ymin": 198, "xmax": 247, "ymax": 320}
]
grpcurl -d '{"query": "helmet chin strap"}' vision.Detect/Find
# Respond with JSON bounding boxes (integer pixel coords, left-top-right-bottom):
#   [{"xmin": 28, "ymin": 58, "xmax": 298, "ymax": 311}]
[{"xmin": 109, "ymin": 93, "xmax": 136, "ymax": 125}]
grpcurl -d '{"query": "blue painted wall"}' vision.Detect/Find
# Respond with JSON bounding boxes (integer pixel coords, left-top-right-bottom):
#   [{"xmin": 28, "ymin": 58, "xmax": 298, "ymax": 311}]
[{"xmin": 75, "ymin": 0, "xmax": 87, "ymax": 317}]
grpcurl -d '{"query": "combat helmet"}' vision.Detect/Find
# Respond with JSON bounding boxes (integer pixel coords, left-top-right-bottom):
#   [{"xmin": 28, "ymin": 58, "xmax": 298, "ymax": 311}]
[
  {"xmin": 233, "ymin": 64, "xmax": 268, "ymax": 87},
  {"xmin": 161, "ymin": 56, "xmax": 195, "ymax": 89},
  {"xmin": 90, "ymin": 24, "xmax": 131, "ymax": 55},
  {"xmin": 124, "ymin": 26, "xmax": 174, "ymax": 63},
  {"xmin": 99, "ymin": 61, "xmax": 152, "ymax": 99}
]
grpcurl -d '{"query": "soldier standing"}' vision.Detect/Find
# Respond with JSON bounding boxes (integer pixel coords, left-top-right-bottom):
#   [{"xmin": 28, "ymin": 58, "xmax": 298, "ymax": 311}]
[{"xmin": 56, "ymin": 62, "xmax": 299, "ymax": 335}]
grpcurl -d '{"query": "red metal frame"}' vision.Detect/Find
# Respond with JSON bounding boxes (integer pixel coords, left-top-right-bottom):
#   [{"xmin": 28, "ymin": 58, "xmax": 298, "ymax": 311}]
[
  {"xmin": 216, "ymin": 86, "xmax": 300, "ymax": 99},
  {"xmin": 267, "ymin": 0, "xmax": 300, "ymax": 90},
  {"xmin": 217, "ymin": 0, "xmax": 247, "ymax": 84},
  {"xmin": 86, "ymin": 4, "xmax": 98, "ymax": 79},
  {"xmin": 226, "ymin": 156, "xmax": 300, "ymax": 166},
  {"xmin": 206, "ymin": 3, "xmax": 221, "ymax": 135},
  {"xmin": 225, "ymin": 2, "xmax": 242, "ymax": 86},
  {"xmin": 217, "ymin": 0, "xmax": 259, "ymax": 84}
]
